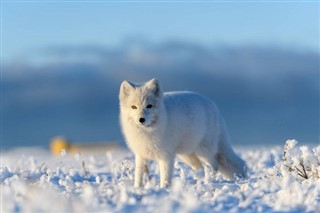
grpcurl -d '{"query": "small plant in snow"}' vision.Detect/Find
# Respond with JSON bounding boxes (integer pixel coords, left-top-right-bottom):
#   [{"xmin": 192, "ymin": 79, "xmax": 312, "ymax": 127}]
[{"xmin": 281, "ymin": 139, "xmax": 320, "ymax": 181}]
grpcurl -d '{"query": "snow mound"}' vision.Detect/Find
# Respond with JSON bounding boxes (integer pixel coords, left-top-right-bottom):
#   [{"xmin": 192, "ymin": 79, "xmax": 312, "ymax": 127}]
[{"xmin": 1, "ymin": 140, "xmax": 319, "ymax": 212}]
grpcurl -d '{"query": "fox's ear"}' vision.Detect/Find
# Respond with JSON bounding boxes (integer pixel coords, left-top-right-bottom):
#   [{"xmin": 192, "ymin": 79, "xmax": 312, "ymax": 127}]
[
  {"xmin": 120, "ymin": 80, "xmax": 135, "ymax": 98},
  {"xmin": 145, "ymin": 78, "xmax": 161, "ymax": 96}
]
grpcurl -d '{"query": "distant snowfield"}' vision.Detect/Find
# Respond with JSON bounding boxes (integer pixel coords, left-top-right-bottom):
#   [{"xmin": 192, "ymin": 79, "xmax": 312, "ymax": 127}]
[{"xmin": 1, "ymin": 140, "xmax": 320, "ymax": 213}]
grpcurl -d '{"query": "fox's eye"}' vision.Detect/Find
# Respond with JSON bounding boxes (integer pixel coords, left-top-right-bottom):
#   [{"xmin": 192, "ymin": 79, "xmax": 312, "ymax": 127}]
[
  {"xmin": 131, "ymin": 105, "xmax": 137, "ymax": 109},
  {"xmin": 146, "ymin": 104, "xmax": 153, "ymax": 109}
]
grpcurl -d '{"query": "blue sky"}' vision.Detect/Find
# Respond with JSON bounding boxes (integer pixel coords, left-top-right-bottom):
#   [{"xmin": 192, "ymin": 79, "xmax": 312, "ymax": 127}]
[{"xmin": 2, "ymin": 1, "xmax": 319, "ymax": 62}]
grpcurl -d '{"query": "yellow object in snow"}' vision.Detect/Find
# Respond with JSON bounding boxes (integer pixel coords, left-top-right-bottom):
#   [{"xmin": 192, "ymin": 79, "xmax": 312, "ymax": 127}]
[{"xmin": 50, "ymin": 137, "xmax": 71, "ymax": 155}]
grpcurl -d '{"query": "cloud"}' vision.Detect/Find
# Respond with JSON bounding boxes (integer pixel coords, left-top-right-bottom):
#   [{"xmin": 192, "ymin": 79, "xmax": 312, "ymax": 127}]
[{"xmin": 2, "ymin": 40, "xmax": 319, "ymax": 147}]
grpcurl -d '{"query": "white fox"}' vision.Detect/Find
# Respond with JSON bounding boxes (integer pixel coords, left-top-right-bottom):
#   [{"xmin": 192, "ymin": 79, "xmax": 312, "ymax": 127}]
[{"xmin": 119, "ymin": 78, "xmax": 247, "ymax": 188}]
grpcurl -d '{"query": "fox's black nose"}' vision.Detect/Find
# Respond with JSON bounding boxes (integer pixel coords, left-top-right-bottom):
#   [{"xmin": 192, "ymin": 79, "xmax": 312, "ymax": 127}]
[{"xmin": 139, "ymin": 118, "xmax": 145, "ymax": 124}]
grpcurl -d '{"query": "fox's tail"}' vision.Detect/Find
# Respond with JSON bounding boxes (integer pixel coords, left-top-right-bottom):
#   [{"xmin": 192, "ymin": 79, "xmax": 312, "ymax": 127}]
[{"xmin": 216, "ymin": 130, "xmax": 247, "ymax": 179}]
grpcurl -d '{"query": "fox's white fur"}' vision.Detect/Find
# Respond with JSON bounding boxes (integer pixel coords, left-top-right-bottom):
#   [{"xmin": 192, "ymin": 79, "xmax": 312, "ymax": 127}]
[{"xmin": 119, "ymin": 78, "xmax": 247, "ymax": 188}]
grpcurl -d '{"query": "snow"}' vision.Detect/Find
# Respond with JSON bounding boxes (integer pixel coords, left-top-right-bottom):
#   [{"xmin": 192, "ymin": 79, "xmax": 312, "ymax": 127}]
[{"xmin": 1, "ymin": 140, "xmax": 319, "ymax": 213}]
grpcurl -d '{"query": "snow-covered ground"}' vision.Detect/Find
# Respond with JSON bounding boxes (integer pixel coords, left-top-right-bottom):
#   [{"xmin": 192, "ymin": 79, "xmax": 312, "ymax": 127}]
[{"xmin": 1, "ymin": 140, "xmax": 319, "ymax": 213}]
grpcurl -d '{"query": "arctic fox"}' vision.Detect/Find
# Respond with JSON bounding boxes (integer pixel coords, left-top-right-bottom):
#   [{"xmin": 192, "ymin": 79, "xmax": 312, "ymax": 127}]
[{"xmin": 119, "ymin": 78, "xmax": 247, "ymax": 188}]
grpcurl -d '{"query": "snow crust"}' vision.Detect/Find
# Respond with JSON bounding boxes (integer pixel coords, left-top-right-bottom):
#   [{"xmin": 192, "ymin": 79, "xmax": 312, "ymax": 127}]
[{"xmin": 1, "ymin": 140, "xmax": 319, "ymax": 213}]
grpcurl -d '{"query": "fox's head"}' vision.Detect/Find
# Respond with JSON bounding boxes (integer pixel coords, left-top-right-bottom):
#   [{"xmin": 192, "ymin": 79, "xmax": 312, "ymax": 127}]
[{"xmin": 119, "ymin": 78, "xmax": 163, "ymax": 127}]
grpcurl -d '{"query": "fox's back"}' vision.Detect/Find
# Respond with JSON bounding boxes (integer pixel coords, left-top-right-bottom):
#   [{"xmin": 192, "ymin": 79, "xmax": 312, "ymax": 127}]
[{"xmin": 163, "ymin": 91, "xmax": 219, "ymax": 119}]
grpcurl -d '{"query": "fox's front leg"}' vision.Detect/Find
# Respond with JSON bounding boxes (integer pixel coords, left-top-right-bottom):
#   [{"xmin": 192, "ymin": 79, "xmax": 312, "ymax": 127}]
[
  {"xmin": 134, "ymin": 155, "xmax": 147, "ymax": 187},
  {"xmin": 158, "ymin": 157, "xmax": 174, "ymax": 188}
]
